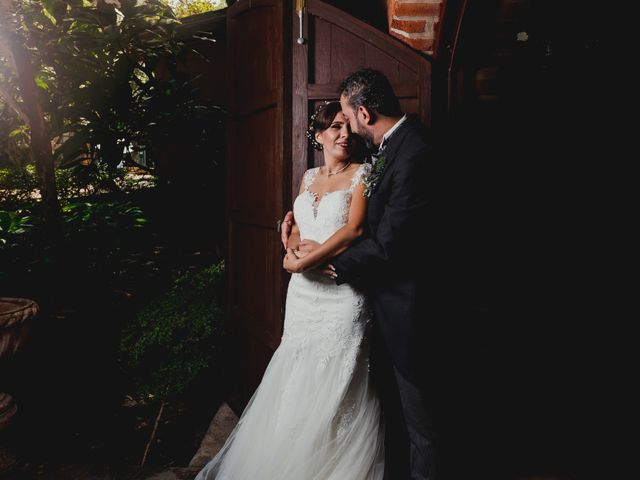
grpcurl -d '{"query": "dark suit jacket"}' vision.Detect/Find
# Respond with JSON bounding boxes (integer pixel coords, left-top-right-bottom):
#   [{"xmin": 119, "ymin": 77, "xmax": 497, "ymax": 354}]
[{"xmin": 331, "ymin": 115, "xmax": 437, "ymax": 383}]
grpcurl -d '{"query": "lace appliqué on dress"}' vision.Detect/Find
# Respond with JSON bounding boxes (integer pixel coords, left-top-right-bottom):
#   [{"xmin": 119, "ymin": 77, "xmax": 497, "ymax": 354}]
[
  {"xmin": 281, "ymin": 279, "xmax": 369, "ymax": 378},
  {"xmin": 301, "ymin": 164, "xmax": 371, "ymax": 221}
]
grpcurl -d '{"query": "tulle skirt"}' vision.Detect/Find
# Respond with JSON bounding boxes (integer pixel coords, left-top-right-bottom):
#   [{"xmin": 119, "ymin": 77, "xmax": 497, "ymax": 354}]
[{"xmin": 194, "ymin": 316, "xmax": 384, "ymax": 479}]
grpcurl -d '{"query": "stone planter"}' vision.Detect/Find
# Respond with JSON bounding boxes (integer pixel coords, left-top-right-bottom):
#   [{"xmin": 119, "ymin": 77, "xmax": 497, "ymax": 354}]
[
  {"xmin": 0, "ymin": 297, "xmax": 38, "ymax": 359},
  {"xmin": 0, "ymin": 298, "xmax": 38, "ymax": 432},
  {"xmin": 0, "ymin": 393, "xmax": 16, "ymax": 433}
]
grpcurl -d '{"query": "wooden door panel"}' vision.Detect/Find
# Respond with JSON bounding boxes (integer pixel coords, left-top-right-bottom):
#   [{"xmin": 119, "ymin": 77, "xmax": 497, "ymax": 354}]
[
  {"xmin": 328, "ymin": 24, "xmax": 366, "ymax": 83},
  {"xmin": 400, "ymin": 98, "xmax": 419, "ymax": 114},
  {"xmin": 311, "ymin": 18, "xmax": 331, "ymax": 84},
  {"xmin": 362, "ymin": 45, "xmax": 404, "ymax": 80},
  {"xmin": 310, "ymin": 19, "xmax": 424, "ymax": 99},
  {"xmin": 228, "ymin": 3, "xmax": 281, "ymax": 116},
  {"xmin": 227, "ymin": 0, "xmax": 289, "ymax": 405},
  {"xmin": 228, "ymin": 109, "xmax": 281, "ymax": 224},
  {"xmin": 229, "ymin": 222, "xmax": 281, "ymax": 349}
]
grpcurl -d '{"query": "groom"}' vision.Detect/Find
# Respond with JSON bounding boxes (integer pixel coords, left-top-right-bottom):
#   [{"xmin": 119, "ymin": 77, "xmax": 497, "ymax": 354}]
[{"xmin": 282, "ymin": 68, "xmax": 437, "ymax": 480}]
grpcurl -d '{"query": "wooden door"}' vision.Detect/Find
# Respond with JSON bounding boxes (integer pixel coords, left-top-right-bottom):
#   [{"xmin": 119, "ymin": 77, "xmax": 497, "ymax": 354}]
[
  {"xmin": 226, "ymin": 0, "xmax": 291, "ymax": 404},
  {"xmin": 227, "ymin": 0, "xmax": 432, "ymax": 407}
]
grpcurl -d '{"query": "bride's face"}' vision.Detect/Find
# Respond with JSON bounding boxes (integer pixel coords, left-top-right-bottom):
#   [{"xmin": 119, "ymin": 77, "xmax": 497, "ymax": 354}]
[{"xmin": 315, "ymin": 112, "xmax": 355, "ymax": 161}]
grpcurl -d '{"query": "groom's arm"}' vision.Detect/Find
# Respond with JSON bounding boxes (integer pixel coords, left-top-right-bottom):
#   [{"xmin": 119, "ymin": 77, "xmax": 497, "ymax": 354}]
[
  {"xmin": 331, "ymin": 148, "xmax": 431, "ymax": 285},
  {"xmin": 280, "ymin": 175, "xmax": 308, "ymax": 250}
]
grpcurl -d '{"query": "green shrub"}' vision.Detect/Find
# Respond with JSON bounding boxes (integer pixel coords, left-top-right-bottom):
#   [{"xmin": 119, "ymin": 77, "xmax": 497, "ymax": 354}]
[
  {"xmin": 0, "ymin": 200, "xmax": 151, "ymax": 290},
  {"xmin": 61, "ymin": 201, "xmax": 148, "ymax": 234},
  {"xmin": 0, "ymin": 209, "xmax": 34, "ymax": 247},
  {"xmin": 0, "ymin": 166, "xmax": 38, "ymax": 204},
  {"xmin": 0, "ymin": 163, "xmax": 156, "ymax": 207},
  {"xmin": 119, "ymin": 262, "xmax": 226, "ymax": 399}
]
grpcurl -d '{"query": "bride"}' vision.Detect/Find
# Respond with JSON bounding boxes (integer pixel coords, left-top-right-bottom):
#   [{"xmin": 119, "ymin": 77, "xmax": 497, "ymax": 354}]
[{"xmin": 194, "ymin": 101, "xmax": 384, "ymax": 480}]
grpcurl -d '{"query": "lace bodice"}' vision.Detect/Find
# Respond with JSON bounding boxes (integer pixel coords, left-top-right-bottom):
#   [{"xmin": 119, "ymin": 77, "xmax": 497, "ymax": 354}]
[{"xmin": 293, "ymin": 163, "xmax": 371, "ymax": 244}]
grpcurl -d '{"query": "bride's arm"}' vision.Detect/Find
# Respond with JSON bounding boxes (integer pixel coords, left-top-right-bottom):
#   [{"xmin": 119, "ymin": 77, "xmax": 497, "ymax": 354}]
[{"xmin": 284, "ymin": 182, "xmax": 367, "ymax": 273}]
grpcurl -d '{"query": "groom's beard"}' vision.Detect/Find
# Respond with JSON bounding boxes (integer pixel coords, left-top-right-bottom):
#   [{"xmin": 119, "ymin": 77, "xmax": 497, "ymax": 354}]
[{"xmin": 357, "ymin": 124, "xmax": 375, "ymax": 149}]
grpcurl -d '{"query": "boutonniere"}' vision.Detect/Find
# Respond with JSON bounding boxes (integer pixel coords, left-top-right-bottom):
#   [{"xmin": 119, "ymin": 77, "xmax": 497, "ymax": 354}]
[{"xmin": 363, "ymin": 155, "xmax": 386, "ymax": 197}]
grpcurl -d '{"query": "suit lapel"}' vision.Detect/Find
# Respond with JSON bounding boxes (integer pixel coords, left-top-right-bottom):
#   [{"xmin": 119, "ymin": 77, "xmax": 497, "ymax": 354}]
[{"xmin": 371, "ymin": 116, "xmax": 416, "ymax": 192}]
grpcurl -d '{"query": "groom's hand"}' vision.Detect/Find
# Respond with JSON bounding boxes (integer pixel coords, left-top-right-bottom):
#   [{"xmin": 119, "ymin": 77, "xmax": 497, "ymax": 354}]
[
  {"xmin": 280, "ymin": 211, "xmax": 294, "ymax": 249},
  {"xmin": 318, "ymin": 264, "xmax": 337, "ymax": 280}
]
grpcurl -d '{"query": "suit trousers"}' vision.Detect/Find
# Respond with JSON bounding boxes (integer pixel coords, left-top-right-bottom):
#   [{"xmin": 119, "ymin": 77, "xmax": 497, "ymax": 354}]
[
  {"xmin": 371, "ymin": 329, "xmax": 436, "ymax": 480},
  {"xmin": 393, "ymin": 365, "xmax": 436, "ymax": 480}
]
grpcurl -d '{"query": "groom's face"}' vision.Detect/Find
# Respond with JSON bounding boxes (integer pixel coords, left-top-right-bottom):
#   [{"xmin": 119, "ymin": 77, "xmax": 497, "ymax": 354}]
[{"xmin": 340, "ymin": 95, "xmax": 373, "ymax": 146}]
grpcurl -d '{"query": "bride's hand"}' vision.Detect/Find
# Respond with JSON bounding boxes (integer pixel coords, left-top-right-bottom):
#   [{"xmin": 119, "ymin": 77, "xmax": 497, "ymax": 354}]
[
  {"xmin": 283, "ymin": 248, "xmax": 305, "ymax": 273},
  {"xmin": 298, "ymin": 239, "xmax": 321, "ymax": 253}
]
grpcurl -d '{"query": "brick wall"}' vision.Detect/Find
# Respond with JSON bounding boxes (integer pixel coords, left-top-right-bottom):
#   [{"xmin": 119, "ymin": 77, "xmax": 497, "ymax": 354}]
[{"xmin": 387, "ymin": 0, "xmax": 443, "ymax": 54}]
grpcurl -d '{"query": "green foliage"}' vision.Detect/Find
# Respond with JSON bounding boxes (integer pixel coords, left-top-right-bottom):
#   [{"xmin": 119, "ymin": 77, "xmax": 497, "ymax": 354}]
[
  {"xmin": 61, "ymin": 200, "xmax": 149, "ymax": 234},
  {"xmin": 0, "ymin": 209, "xmax": 34, "ymax": 247},
  {"xmin": 0, "ymin": 205, "xmax": 44, "ymax": 285},
  {"xmin": 0, "ymin": 104, "xmax": 30, "ymax": 169},
  {"xmin": 0, "ymin": 200, "xmax": 151, "ymax": 287},
  {"xmin": 55, "ymin": 163, "xmax": 156, "ymax": 199},
  {"xmin": 119, "ymin": 262, "xmax": 226, "ymax": 399},
  {"xmin": 54, "ymin": 163, "xmax": 118, "ymax": 200},
  {"xmin": 167, "ymin": 0, "xmax": 226, "ymax": 18},
  {"xmin": 0, "ymin": 166, "xmax": 39, "ymax": 204},
  {"xmin": 0, "ymin": 0, "xmax": 223, "ymax": 188},
  {"xmin": 0, "ymin": 163, "xmax": 157, "ymax": 207}
]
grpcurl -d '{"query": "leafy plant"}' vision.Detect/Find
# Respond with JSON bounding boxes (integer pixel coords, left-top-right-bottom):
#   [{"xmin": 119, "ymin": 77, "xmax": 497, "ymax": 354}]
[
  {"xmin": 0, "ymin": 207, "xmax": 40, "ymax": 287},
  {"xmin": 0, "ymin": 163, "xmax": 156, "ymax": 206},
  {"xmin": 120, "ymin": 262, "xmax": 225, "ymax": 398},
  {"xmin": 0, "ymin": 0, "xmax": 223, "ymax": 205},
  {"xmin": 0, "ymin": 166, "xmax": 39, "ymax": 204},
  {"xmin": 166, "ymin": 0, "xmax": 226, "ymax": 18},
  {"xmin": 0, "ymin": 199, "xmax": 153, "ymax": 292},
  {"xmin": 0, "ymin": 103, "xmax": 31, "ymax": 169},
  {"xmin": 119, "ymin": 261, "xmax": 226, "ymax": 465},
  {"xmin": 0, "ymin": 209, "xmax": 34, "ymax": 247},
  {"xmin": 62, "ymin": 201, "xmax": 149, "ymax": 234}
]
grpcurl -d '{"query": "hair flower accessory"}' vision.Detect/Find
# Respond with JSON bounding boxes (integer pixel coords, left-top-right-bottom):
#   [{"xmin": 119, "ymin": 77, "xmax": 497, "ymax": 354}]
[{"xmin": 306, "ymin": 101, "xmax": 332, "ymax": 150}]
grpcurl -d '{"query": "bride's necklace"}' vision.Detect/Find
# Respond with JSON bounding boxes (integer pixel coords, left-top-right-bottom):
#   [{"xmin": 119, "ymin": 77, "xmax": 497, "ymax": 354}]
[{"xmin": 327, "ymin": 161, "xmax": 351, "ymax": 177}]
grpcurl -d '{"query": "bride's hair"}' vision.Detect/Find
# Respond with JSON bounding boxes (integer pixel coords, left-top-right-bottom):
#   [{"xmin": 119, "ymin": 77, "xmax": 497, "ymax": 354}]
[{"xmin": 306, "ymin": 101, "xmax": 342, "ymax": 151}]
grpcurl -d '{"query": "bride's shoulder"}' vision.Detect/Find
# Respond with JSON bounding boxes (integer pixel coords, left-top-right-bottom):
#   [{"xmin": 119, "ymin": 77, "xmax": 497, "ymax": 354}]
[
  {"xmin": 352, "ymin": 162, "xmax": 372, "ymax": 178},
  {"xmin": 358, "ymin": 162, "xmax": 372, "ymax": 174},
  {"xmin": 302, "ymin": 167, "xmax": 321, "ymax": 189},
  {"xmin": 304, "ymin": 166, "xmax": 321, "ymax": 180},
  {"xmin": 347, "ymin": 162, "xmax": 371, "ymax": 190}
]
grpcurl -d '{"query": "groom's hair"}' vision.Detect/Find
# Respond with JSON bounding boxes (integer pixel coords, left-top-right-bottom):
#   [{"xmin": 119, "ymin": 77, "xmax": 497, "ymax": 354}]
[{"xmin": 338, "ymin": 68, "xmax": 402, "ymax": 118}]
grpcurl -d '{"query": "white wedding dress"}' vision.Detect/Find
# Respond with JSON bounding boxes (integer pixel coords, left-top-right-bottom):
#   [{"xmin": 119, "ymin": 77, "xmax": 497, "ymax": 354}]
[{"xmin": 195, "ymin": 163, "xmax": 384, "ymax": 480}]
